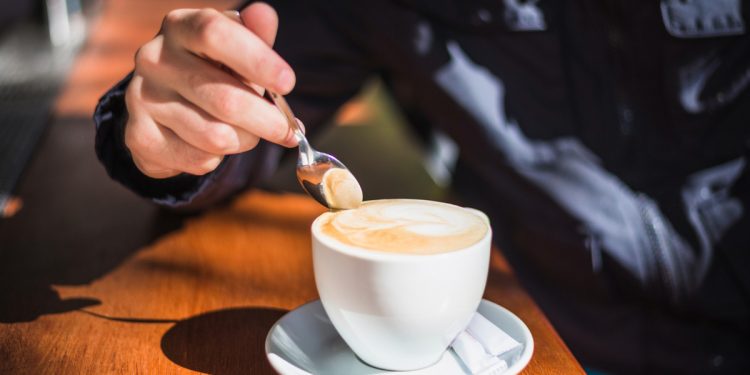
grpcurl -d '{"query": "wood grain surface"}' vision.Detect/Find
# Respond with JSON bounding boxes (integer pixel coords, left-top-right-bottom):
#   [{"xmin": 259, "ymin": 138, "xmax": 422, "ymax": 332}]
[
  {"xmin": 1, "ymin": 190, "xmax": 584, "ymax": 374},
  {"xmin": 1, "ymin": 0, "xmax": 584, "ymax": 373}
]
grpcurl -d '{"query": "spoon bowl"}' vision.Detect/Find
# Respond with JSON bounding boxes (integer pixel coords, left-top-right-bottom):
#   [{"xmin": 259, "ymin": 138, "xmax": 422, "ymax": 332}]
[
  {"xmin": 296, "ymin": 151, "xmax": 347, "ymax": 208},
  {"xmin": 268, "ymin": 91, "xmax": 362, "ymax": 210}
]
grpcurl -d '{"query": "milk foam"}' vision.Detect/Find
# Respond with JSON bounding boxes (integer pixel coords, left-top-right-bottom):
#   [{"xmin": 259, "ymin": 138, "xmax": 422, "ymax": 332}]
[
  {"xmin": 322, "ymin": 168, "xmax": 363, "ymax": 210},
  {"xmin": 317, "ymin": 199, "xmax": 488, "ymax": 254}
]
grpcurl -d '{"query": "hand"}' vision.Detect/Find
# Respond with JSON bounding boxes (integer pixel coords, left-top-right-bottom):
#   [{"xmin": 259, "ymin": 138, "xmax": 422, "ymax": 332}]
[{"xmin": 123, "ymin": 3, "xmax": 297, "ymax": 178}]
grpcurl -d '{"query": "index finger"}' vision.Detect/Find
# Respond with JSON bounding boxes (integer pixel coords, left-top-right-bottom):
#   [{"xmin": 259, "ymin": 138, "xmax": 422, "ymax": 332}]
[{"xmin": 163, "ymin": 8, "xmax": 295, "ymax": 94}]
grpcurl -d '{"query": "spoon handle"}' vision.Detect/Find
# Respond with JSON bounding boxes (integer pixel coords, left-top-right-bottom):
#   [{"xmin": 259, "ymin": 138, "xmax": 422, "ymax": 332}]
[
  {"xmin": 267, "ymin": 90, "xmax": 315, "ymax": 165},
  {"xmin": 268, "ymin": 91, "xmax": 305, "ymax": 141}
]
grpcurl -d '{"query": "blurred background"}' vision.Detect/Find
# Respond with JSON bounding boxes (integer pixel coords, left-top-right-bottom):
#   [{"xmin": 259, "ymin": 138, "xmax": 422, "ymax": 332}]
[{"xmin": 0, "ymin": 0, "xmax": 453, "ymax": 221}]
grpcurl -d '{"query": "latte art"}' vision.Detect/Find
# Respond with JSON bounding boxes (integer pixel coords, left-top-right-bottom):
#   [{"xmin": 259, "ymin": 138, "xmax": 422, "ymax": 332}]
[{"xmin": 318, "ymin": 199, "xmax": 488, "ymax": 254}]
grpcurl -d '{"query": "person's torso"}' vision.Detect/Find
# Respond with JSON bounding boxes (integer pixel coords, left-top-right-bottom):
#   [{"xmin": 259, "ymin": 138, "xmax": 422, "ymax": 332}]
[{"xmin": 312, "ymin": 1, "xmax": 750, "ymax": 372}]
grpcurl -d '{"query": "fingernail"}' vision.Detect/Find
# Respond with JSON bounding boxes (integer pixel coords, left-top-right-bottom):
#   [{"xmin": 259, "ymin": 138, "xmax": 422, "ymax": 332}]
[{"xmin": 277, "ymin": 68, "xmax": 295, "ymax": 93}]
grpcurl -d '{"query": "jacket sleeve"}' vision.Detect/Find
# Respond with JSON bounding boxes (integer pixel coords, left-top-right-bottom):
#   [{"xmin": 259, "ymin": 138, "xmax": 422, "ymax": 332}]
[{"xmin": 93, "ymin": 1, "xmax": 374, "ymax": 211}]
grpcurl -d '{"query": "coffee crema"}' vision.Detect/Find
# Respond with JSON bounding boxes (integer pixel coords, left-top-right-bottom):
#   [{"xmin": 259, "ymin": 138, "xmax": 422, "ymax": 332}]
[{"xmin": 317, "ymin": 199, "xmax": 488, "ymax": 255}]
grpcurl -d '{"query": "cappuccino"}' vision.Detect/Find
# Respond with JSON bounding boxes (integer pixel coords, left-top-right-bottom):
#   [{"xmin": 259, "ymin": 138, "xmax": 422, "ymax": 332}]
[
  {"xmin": 312, "ymin": 199, "xmax": 492, "ymax": 369},
  {"xmin": 317, "ymin": 199, "xmax": 488, "ymax": 255}
]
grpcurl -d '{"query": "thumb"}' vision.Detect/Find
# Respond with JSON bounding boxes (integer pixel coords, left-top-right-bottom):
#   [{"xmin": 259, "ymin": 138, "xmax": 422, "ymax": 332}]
[{"xmin": 239, "ymin": 2, "xmax": 279, "ymax": 47}]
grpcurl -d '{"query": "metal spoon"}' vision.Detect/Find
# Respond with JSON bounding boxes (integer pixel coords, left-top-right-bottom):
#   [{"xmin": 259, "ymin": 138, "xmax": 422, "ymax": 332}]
[{"xmin": 267, "ymin": 91, "xmax": 362, "ymax": 210}]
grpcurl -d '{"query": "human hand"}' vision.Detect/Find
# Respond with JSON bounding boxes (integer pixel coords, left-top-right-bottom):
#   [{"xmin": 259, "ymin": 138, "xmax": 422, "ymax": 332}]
[{"xmin": 123, "ymin": 3, "xmax": 297, "ymax": 178}]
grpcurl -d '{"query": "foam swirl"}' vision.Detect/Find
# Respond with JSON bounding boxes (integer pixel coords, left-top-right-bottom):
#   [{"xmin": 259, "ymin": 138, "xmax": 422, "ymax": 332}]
[{"xmin": 318, "ymin": 199, "xmax": 488, "ymax": 254}]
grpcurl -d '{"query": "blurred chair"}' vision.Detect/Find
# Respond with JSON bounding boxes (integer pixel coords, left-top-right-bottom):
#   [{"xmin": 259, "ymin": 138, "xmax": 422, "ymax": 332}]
[{"xmin": 0, "ymin": 0, "xmax": 88, "ymax": 217}]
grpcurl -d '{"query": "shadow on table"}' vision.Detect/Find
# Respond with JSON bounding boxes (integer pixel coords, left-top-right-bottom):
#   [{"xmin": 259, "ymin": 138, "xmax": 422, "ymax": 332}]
[
  {"xmin": 0, "ymin": 208, "xmax": 186, "ymax": 323},
  {"xmin": 0, "ymin": 117, "xmax": 188, "ymax": 323},
  {"xmin": 161, "ymin": 307, "xmax": 288, "ymax": 375}
]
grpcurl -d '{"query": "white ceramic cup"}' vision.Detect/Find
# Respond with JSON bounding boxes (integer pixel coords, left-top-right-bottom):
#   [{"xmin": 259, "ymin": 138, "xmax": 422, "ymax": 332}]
[{"xmin": 311, "ymin": 202, "xmax": 492, "ymax": 371}]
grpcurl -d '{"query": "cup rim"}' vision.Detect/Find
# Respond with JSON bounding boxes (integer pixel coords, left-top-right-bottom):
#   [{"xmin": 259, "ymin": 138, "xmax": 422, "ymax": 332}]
[{"xmin": 311, "ymin": 199, "xmax": 492, "ymax": 262}]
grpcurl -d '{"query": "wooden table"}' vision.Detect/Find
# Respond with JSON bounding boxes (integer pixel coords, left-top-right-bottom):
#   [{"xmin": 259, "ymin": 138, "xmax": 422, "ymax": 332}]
[
  {"xmin": 0, "ymin": 0, "xmax": 584, "ymax": 373},
  {"xmin": 1, "ymin": 184, "xmax": 583, "ymax": 374}
]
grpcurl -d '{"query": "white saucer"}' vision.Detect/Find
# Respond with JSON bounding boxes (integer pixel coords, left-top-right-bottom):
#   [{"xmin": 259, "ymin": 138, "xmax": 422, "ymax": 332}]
[{"xmin": 265, "ymin": 299, "xmax": 534, "ymax": 374}]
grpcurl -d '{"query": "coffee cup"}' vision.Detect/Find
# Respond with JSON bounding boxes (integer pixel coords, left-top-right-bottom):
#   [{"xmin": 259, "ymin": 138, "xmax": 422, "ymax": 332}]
[{"xmin": 312, "ymin": 199, "xmax": 492, "ymax": 370}]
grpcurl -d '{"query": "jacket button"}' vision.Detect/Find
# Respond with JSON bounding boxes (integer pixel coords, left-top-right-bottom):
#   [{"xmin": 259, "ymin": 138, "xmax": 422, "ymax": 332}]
[{"xmin": 471, "ymin": 8, "xmax": 493, "ymax": 26}]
